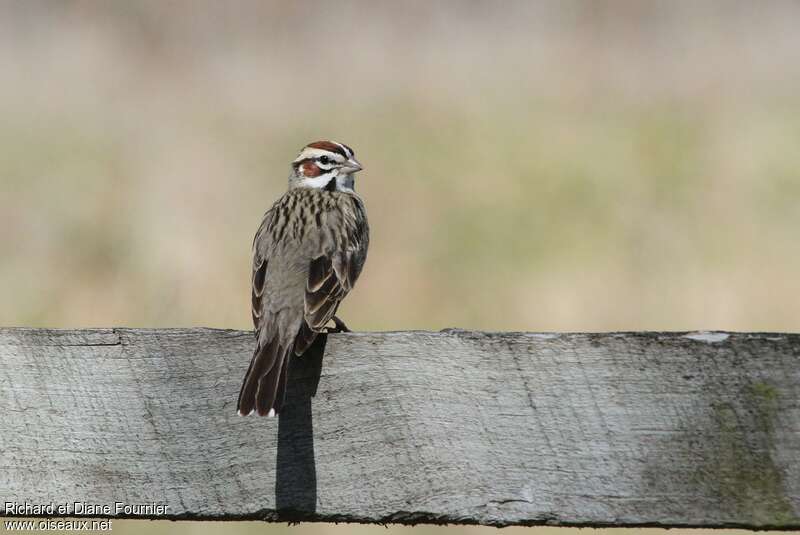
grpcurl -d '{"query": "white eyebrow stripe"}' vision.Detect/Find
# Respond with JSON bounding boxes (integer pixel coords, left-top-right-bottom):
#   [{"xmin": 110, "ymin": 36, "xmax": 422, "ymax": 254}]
[
  {"xmin": 293, "ymin": 148, "xmax": 344, "ymax": 163},
  {"xmin": 334, "ymin": 142, "xmax": 352, "ymax": 159}
]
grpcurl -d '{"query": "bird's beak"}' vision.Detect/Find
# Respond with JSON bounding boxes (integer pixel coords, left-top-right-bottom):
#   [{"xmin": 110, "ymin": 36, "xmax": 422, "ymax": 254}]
[{"xmin": 339, "ymin": 158, "xmax": 363, "ymax": 174}]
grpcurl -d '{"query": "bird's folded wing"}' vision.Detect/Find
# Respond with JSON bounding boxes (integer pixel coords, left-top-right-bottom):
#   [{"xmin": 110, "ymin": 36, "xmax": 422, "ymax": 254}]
[{"xmin": 305, "ymin": 254, "xmax": 349, "ymax": 328}]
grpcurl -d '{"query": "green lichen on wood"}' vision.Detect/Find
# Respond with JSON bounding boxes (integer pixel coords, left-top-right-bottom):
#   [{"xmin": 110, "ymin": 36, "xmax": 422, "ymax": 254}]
[
  {"xmin": 750, "ymin": 381, "xmax": 779, "ymax": 402},
  {"xmin": 709, "ymin": 381, "xmax": 796, "ymax": 525}
]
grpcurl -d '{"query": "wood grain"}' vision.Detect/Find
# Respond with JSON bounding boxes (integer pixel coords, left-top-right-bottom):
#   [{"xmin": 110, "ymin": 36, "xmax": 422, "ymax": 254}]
[{"xmin": 1, "ymin": 328, "xmax": 798, "ymax": 528}]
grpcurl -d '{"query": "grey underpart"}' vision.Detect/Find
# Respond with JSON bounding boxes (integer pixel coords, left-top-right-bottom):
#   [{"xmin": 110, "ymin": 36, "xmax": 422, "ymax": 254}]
[{"xmin": 1, "ymin": 328, "xmax": 798, "ymax": 528}]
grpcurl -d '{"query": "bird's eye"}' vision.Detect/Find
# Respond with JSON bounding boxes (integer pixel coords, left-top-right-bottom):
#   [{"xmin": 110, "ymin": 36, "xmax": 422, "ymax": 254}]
[{"xmin": 319, "ymin": 156, "xmax": 330, "ymax": 164}]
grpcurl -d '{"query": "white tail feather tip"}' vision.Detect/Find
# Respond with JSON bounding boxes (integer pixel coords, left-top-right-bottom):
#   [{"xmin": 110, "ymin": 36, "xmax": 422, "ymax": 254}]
[{"xmin": 268, "ymin": 408, "xmax": 276, "ymax": 418}]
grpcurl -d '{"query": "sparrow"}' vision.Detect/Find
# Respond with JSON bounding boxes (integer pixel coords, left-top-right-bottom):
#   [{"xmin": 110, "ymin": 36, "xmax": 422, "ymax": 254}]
[{"xmin": 237, "ymin": 141, "xmax": 369, "ymax": 417}]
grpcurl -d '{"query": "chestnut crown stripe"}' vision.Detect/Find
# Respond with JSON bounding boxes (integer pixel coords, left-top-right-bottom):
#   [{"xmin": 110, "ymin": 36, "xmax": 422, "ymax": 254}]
[{"xmin": 307, "ymin": 140, "xmax": 353, "ymax": 159}]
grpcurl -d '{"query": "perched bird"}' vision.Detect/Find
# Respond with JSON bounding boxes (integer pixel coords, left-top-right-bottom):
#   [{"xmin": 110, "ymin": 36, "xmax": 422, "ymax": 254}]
[{"xmin": 237, "ymin": 141, "xmax": 369, "ymax": 417}]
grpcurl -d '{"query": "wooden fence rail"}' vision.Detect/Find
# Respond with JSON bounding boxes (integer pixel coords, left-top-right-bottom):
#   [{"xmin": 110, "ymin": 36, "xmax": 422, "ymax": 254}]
[{"xmin": 1, "ymin": 328, "xmax": 798, "ymax": 528}]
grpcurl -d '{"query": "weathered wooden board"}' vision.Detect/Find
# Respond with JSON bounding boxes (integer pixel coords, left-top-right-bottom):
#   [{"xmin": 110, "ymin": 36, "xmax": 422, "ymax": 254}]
[{"xmin": 0, "ymin": 328, "xmax": 798, "ymax": 528}]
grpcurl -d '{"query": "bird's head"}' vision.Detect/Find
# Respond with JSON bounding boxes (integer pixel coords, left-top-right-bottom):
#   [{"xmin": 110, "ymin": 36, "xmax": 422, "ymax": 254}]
[{"xmin": 290, "ymin": 140, "xmax": 363, "ymax": 192}]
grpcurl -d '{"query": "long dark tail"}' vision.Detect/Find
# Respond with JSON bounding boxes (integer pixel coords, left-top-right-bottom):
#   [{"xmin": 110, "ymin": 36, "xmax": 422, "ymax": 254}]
[{"xmin": 237, "ymin": 337, "xmax": 292, "ymax": 417}]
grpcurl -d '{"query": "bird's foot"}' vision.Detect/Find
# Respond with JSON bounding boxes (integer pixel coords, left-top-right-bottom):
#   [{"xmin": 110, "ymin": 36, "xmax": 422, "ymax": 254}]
[{"xmin": 325, "ymin": 316, "xmax": 352, "ymax": 333}]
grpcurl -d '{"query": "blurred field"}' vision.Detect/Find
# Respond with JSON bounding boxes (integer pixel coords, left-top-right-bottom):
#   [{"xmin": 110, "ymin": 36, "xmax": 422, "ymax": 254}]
[
  {"xmin": 2, "ymin": 1, "xmax": 800, "ymax": 334},
  {"xmin": 1, "ymin": 1, "xmax": 799, "ymax": 533}
]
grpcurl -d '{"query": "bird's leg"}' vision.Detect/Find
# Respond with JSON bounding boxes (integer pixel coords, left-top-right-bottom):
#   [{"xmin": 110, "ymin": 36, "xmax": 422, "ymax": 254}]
[{"xmin": 326, "ymin": 316, "xmax": 352, "ymax": 333}]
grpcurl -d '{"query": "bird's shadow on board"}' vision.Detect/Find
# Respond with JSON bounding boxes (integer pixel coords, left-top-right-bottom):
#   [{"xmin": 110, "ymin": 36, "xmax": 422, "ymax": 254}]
[{"xmin": 275, "ymin": 333, "xmax": 326, "ymax": 517}]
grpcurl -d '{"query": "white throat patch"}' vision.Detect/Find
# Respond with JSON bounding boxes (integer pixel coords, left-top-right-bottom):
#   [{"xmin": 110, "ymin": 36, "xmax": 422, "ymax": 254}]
[{"xmin": 297, "ymin": 173, "xmax": 355, "ymax": 193}]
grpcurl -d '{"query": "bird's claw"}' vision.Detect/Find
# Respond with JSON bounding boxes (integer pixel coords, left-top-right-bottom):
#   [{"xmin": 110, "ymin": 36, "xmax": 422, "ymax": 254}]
[{"xmin": 325, "ymin": 316, "xmax": 352, "ymax": 333}]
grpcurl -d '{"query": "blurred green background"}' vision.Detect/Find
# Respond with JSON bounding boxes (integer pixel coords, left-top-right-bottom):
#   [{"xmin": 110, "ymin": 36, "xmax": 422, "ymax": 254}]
[
  {"xmin": 1, "ymin": 1, "xmax": 798, "ymax": 533},
  {"xmin": 2, "ymin": 1, "xmax": 800, "ymax": 333}
]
